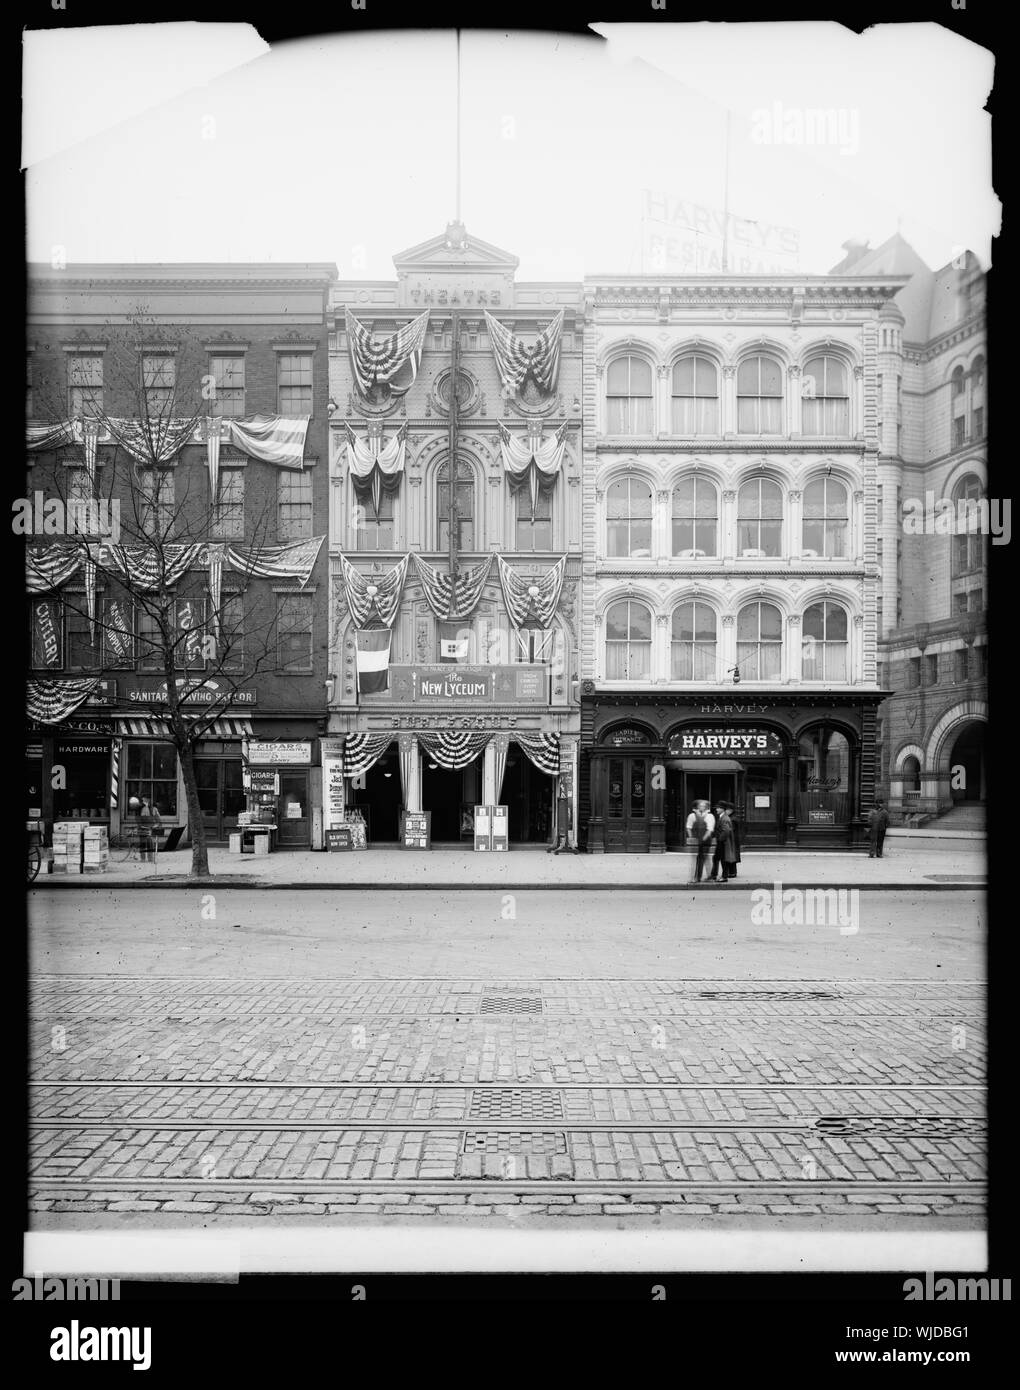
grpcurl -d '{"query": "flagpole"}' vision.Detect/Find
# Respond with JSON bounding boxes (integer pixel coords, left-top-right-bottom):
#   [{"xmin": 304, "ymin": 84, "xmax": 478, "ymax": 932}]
[{"xmin": 448, "ymin": 309, "xmax": 460, "ymax": 615}]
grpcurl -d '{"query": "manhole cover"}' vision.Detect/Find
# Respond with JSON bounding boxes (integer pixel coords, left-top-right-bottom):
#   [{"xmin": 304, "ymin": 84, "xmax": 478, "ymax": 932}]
[
  {"xmin": 813, "ymin": 1115, "xmax": 985, "ymax": 1137},
  {"xmin": 461, "ymin": 1131, "xmax": 567, "ymax": 1155},
  {"xmin": 697, "ymin": 990, "xmax": 840, "ymax": 1001},
  {"xmin": 479, "ymin": 995, "xmax": 543, "ymax": 1015},
  {"xmin": 469, "ymin": 1088, "xmax": 564, "ymax": 1120}
]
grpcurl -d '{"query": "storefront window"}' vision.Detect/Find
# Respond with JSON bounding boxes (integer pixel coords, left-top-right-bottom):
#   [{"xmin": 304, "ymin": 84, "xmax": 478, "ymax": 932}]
[
  {"xmin": 125, "ymin": 741, "xmax": 178, "ymax": 817},
  {"xmin": 52, "ymin": 737, "xmax": 110, "ymax": 820},
  {"xmin": 797, "ymin": 726, "xmax": 851, "ymax": 824}
]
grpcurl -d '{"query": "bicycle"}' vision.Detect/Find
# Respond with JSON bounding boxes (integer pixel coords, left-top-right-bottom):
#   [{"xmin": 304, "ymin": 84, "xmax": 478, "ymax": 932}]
[{"xmin": 27, "ymin": 825, "xmax": 42, "ymax": 883}]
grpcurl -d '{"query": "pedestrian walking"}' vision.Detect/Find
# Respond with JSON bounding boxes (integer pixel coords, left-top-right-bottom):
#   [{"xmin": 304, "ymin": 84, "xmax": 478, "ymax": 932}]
[
  {"xmin": 685, "ymin": 799, "xmax": 715, "ymax": 883},
  {"xmin": 711, "ymin": 803, "xmax": 739, "ymax": 882},
  {"xmin": 708, "ymin": 802, "xmax": 727, "ymax": 881},
  {"xmin": 723, "ymin": 800, "xmax": 741, "ymax": 879},
  {"xmin": 867, "ymin": 798, "xmax": 890, "ymax": 858},
  {"xmin": 138, "ymin": 796, "xmax": 162, "ymax": 862},
  {"xmin": 548, "ymin": 782, "xmax": 574, "ymax": 854}
]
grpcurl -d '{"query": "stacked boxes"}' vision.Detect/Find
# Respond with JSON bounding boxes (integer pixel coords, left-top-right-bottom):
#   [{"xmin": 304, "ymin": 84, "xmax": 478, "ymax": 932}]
[
  {"xmin": 82, "ymin": 826, "xmax": 110, "ymax": 874},
  {"xmin": 51, "ymin": 822, "xmax": 85, "ymax": 874}
]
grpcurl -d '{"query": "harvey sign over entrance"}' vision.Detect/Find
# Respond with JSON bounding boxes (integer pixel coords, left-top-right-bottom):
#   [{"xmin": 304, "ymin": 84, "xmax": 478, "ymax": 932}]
[{"xmin": 668, "ymin": 727, "xmax": 784, "ymax": 758}]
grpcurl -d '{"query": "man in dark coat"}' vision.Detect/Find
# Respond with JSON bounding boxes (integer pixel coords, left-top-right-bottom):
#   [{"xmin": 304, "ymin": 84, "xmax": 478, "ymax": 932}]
[
  {"xmin": 712, "ymin": 803, "xmax": 739, "ymax": 881},
  {"xmin": 867, "ymin": 799, "xmax": 890, "ymax": 858},
  {"xmin": 723, "ymin": 801, "xmax": 742, "ymax": 879}
]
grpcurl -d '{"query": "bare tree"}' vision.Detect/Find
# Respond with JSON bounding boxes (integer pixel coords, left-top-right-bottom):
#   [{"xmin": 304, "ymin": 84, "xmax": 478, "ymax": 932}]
[{"xmin": 27, "ymin": 313, "xmax": 319, "ymax": 877}]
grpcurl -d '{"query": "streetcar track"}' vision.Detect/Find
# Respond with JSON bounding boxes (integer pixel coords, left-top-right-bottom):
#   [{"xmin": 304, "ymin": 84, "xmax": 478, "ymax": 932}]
[
  {"xmin": 26, "ymin": 1178, "xmax": 984, "ymax": 1193},
  {"xmin": 28, "ymin": 1080, "xmax": 986, "ymax": 1090}
]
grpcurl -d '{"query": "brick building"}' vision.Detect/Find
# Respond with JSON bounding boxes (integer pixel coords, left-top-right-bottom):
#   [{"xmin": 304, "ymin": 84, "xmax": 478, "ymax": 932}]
[
  {"xmin": 25, "ymin": 262, "xmax": 335, "ymax": 847},
  {"xmin": 829, "ymin": 237, "xmax": 988, "ymax": 825},
  {"xmin": 325, "ymin": 224, "xmax": 584, "ymax": 845},
  {"xmin": 578, "ymin": 271, "xmax": 906, "ymax": 851}
]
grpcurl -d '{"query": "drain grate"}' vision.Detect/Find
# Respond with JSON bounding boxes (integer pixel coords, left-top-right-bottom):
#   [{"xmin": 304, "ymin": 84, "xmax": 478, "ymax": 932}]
[
  {"xmin": 479, "ymin": 995, "xmax": 544, "ymax": 1015},
  {"xmin": 697, "ymin": 990, "xmax": 840, "ymax": 1001},
  {"xmin": 813, "ymin": 1115, "xmax": 985, "ymax": 1138},
  {"xmin": 461, "ymin": 1130, "xmax": 568, "ymax": 1156},
  {"xmin": 469, "ymin": 1088, "xmax": 564, "ymax": 1120}
]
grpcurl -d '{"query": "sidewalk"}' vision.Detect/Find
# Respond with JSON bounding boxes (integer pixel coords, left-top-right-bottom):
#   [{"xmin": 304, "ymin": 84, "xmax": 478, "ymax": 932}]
[{"xmin": 34, "ymin": 840, "xmax": 987, "ymax": 889}]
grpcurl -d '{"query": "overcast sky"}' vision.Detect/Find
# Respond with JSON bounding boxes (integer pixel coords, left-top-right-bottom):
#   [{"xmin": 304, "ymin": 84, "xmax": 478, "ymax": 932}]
[{"xmin": 24, "ymin": 22, "xmax": 998, "ymax": 278}]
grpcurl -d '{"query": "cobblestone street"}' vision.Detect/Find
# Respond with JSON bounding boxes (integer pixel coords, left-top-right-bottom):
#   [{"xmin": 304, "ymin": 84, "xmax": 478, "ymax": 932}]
[{"xmin": 27, "ymin": 886, "xmax": 984, "ymax": 1228}]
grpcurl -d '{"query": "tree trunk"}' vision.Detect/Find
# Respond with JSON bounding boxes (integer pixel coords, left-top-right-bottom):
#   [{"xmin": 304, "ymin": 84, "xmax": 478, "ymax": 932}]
[{"xmin": 178, "ymin": 739, "xmax": 210, "ymax": 878}]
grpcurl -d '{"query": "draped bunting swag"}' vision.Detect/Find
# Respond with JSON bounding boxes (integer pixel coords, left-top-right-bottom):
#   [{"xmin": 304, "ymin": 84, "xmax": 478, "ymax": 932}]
[
  {"xmin": 417, "ymin": 731, "xmax": 490, "ymax": 770},
  {"xmin": 515, "ymin": 731, "xmax": 560, "ymax": 777},
  {"xmin": 198, "ymin": 416, "xmax": 224, "ymax": 500},
  {"xmin": 26, "ymin": 538, "xmax": 321, "ymax": 596},
  {"xmin": 26, "ymin": 546, "xmax": 86, "ymax": 593},
  {"xmin": 412, "ymin": 553, "xmax": 493, "ymax": 622},
  {"xmin": 484, "ymin": 309, "xmax": 564, "ymax": 395},
  {"xmin": 207, "ymin": 545, "xmax": 225, "ymax": 636},
  {"xmin": 496, "ymin": 553, "xmax": 566, "ymax": 630},
  {"xmin": 343, "ymin": 733, "xmax": 393, "ymax": 778},
  {"xmin": 27, "ymin": 415, "xmax": 310, "ymax": 471},
  {"xmin": 345, "ymin": 422, "xmax": 407, "ymax": 515},
  {"xmin": 499, "ymin": 421, "xmax": 568, "ymax": 516},
  {"xmin": 339, "ymin": 553, "xmax": 409, "ymax": 629},
  {"xmin": 26, "ymin": 676, "xmax": 103, "ymax": 725},
  {"xmin": 84, "ymin": 556, "xmax": 96, "ymax": 639},
  {"xmin": 225, "ymin": 537, "xmax": 323, "ymax": 588},
  {"xmin": 345, "ymin": 308, "xmax": 430, "ymax": 398}
]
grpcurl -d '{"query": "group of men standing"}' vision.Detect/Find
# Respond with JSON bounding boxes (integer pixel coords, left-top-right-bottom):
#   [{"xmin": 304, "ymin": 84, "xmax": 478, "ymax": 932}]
[{"xmin": 684, "ymin": 799, "xmax": 741, "ymax": 883}]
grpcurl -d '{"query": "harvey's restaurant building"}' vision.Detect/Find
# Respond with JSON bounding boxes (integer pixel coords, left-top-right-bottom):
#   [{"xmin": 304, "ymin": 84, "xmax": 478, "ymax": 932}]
[{"xmin": 577, "ymin": 271, "xmax": 903, "ymax": 851}]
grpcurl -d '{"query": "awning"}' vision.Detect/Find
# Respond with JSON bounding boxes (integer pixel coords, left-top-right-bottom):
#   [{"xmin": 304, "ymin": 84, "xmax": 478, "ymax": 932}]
[
  {"xmin": 667, "ymin": 759, "xmax": 745, "ymax": 773},
  {"xmin": 114, "ymin": 716, "xmax": 253, "ymax": 738}
]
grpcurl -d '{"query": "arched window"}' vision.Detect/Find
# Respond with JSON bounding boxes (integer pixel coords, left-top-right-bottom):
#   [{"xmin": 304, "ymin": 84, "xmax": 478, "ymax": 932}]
[
  {"xmin": 736, "ymin": 601, "xmax": 782, "ymax": 680},
  {"xmin": 797, "ymin": 726, "xmax": 851, "ymax": 823},
  {"xmin": 802, "ymin": 477, "xmax": 849, "ymax": 558},
  {"xmin": 672, "ymin": 476, "xmax": 718, "ymax": 556},
  {"xmin": 437, "ymin": 459, "xmax": 475, "ymax": 551},
  {"xmin": 802, "ymin": 601, "xmax": 849, "ymax": 681},
  {"xmin": 951, "ymin": 365, "xmax": 966, "ymax": 396},
  {"xmin": 902, "ymin": 755, "xmax": 921, "ymax": 792},
  {"xmin": 605, "ymin": 600, "xmax": 652, "ymax": 680},
  {"xmin": 737, "ymin": 355, "xmax": 783, "ymax": 434},
  {"xmin": 971, "ymin": 355, "xmax": 985, "ymax": 440},
  {"xmin": 737, "ymin": 478, "xmax": 783, "ymax": 556},
  {"xmin": 802, "ymin": 355, "xmax": 850, "ymax": 436},
  {"xmin": 671, "ymin": 355, "xmax": 718, "ymax": 434},
  {"xmin": 606, "ymin": 356, "xmax": 653, "ymax": 434},
  {"xmin": 606, "ymin": 477, "xmax": 653, "ymax": 557},
  {"xmin": 952, "ymin": 474, "xmax": 984, "ymax": 577},
  {"xmin": 671, "ymin": 601, "xmax": 717, "ymax": 680}
]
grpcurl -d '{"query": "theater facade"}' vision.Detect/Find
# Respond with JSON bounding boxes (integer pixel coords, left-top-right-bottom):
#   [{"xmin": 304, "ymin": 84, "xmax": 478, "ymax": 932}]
[
  {"xmin": 578, "ymin": 272, "xmax": 905, "ymax": 851},
  {"xmin": 325, "ymin": 225, "xmax": 583, "ymax": 844}
]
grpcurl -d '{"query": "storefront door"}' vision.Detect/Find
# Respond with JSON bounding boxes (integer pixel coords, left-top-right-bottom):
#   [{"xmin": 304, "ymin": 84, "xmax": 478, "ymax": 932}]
[
  {"xmin": 277, "ymin": 770, "xmax": 310, "ymax": 847},
  {"xmin": 195, "ymin": 758, "xmax": 244, "ymax": 842},
  {"xmin": 743, "ymin": 764, "xmax": 782, "ymax": 844},
  {"xmin": 666, "ymin": 771, "xmax": 736, "ymax": 849},
  {"xmin": 604, "ymin": 755, "xmax": 649, "ymax": 852}
]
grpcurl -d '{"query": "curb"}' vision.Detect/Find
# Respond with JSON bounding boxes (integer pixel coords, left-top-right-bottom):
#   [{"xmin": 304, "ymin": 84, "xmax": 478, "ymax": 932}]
[{"xmin": 31, "ymin": 879, "xmax": 987, "ymax": 892}]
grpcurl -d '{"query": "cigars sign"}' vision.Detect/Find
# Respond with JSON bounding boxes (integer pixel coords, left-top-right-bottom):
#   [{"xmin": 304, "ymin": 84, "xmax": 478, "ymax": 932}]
[{"xmin": 668, "ymin": 727, "xmax": 784, "ymax": 759}]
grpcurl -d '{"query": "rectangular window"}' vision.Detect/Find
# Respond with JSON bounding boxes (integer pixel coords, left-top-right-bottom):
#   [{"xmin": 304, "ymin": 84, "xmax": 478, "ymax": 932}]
[
  {"xmin": 515, "ymin": 489, "xmax": 552, "ymax": 551},
  {"xmin": 925, "ymin": 653, "xmax": 938, "ymax": 686},
  {"xmin": 953, "ymin": 591, "xmax": 968, "ymax": 616},
  {"xmin": 137, "ymin": 605, "xmax": 162, "ymax": 672},
  {"xmin": 354, "ymin": 488, "xmax": 395, "ymax": 550},
  {"xmin": 137, "ymin": 468, "xmax": 175, "ymax": 539},
  {"xmin": 277, "ymin": 593, "xmax": 313, "ymax": 672},
  {"xmin": 212, "ymin": 468, "xmax": 245, "ymax": 539},
  {"xmin": 208, "ymin": 355, "xmax": 245, "ymax": 418},
  {"xmin": 972, "ymin": 407, "xmax": 984, "ymax": 440},
  {"xmin": 67, "ymin": 354, "xmax": 104, "ymax": 416},
  {"xmin": 976, "ymin": 645, "xmax": 987, "ymax": 678},
  {"xmin": 907, "ymin": 656, "xmax": 921, "ymax": 689},
  {"xmin": 125, "ymin": 742, "xmax": 178, "ymax": 818},
  {"xmin": 102, "ymin": 598, "xmax": 134, "ymax": 668},
  {"xmin": 278, "ymin": 470, "xmax": 313, "ymax": 541},
  {"xmin": 277, "ymin": 353, "xmax": 313, "ymax": 414},
  {"xmin": 141, "ymin": 353, "xmax": 176, "ymax": 417},
  {"xmin": 30, "ymin": 598, "xmax": 63, "ymax": 669},
  {"xmin": 952, "ymin": 415, "xmax": 966, "ymax": 449},
  {"xmin": 218, "ymin": 591, "xmax": 245, "ymax": 673},
  {"xmin": 65, "ymin": 606, "xmax": 100, "ymax": 670},
  {"xmin": 954, "ymin": 648, "xmax": 968, "ymax": 683}
]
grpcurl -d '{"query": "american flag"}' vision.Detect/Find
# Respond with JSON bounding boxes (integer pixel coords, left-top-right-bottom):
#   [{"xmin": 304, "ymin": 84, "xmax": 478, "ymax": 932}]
[
  {"xmin": 484, "ymin": 309, "xmax": 564, "ymax": 394},
  {"xmin": 345, "ymin": 308, "xmax": 430, "ymax": 396}
]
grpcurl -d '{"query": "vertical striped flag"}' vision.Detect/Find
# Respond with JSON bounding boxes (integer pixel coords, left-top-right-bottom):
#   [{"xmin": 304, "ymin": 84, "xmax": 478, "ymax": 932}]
[{"xmin": 356, "ymin": 629, "xmax": 391, "ymax": 694}]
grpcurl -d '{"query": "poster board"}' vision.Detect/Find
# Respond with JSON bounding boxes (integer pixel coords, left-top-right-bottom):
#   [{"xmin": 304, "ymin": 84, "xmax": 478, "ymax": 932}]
[
  {"xmin": 400, "ymin": 810, "xmax": 431, "ymax": 849},
  {"xmin": 473, "ymin": 804, "xmax": 492, "ymax": 851},
  {"xmin": 491, "ymin": 804, "xmax": 509, "ymax": 852},
  {"xmin": 325, "ymin": 827, "xmax": 354, "ymax": 852}
]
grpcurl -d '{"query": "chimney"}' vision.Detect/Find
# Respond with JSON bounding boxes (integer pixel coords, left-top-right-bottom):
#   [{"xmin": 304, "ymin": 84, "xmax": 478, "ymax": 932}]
[{"xmin": 838, "ymin": 237, "xmax": 871, "ymax": 269}]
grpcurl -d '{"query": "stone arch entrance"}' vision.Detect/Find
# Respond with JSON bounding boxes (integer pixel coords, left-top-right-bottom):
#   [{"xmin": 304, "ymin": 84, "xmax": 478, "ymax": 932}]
[{"xmin": 947, "ymin": 721, "xmax": 985, "ymax": 804}]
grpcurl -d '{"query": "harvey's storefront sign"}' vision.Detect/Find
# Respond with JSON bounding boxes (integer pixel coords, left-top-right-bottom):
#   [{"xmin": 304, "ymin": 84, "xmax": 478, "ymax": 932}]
[
  {"xmin": 667, "ymin": 727, "xmax": 785, "ymax": 759},
  {"xmin": 365, "ymin": 665, "xmax": 547, "ymax": 705}
]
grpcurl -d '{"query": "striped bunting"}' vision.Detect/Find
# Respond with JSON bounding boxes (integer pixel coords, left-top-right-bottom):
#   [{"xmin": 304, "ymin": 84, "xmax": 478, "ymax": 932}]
[
  {"xmin": 26, "ymin": 677, "xmax": 103, "ymax": 725},
  {"xmin": 339, "ymin": 553, "xmax": 409, "ymax": 629},
  {"xmin": 515, "ymin": 731, "xmax": 560, "ymax": 777},
  {"xmin": 412, "ymin": 553, "xmax": 493, "ymax": 622},
  {"xmin": 343, "ymin": 733, "xmax": 393, "ymax": 777},
  {"xmin": 417, "ymin": 731, "xmax": 490, "ymax": 770},
  {"xmin": 484, "ymin": 309, "xmax": 564, "ymax": 395},
  {"xmin": 345, "ymin": 308, "xmax": 430, "ymax": 398},
  {"xmin": 496, "ymin": 554, "xmax": 566, "ymax": 630}
]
